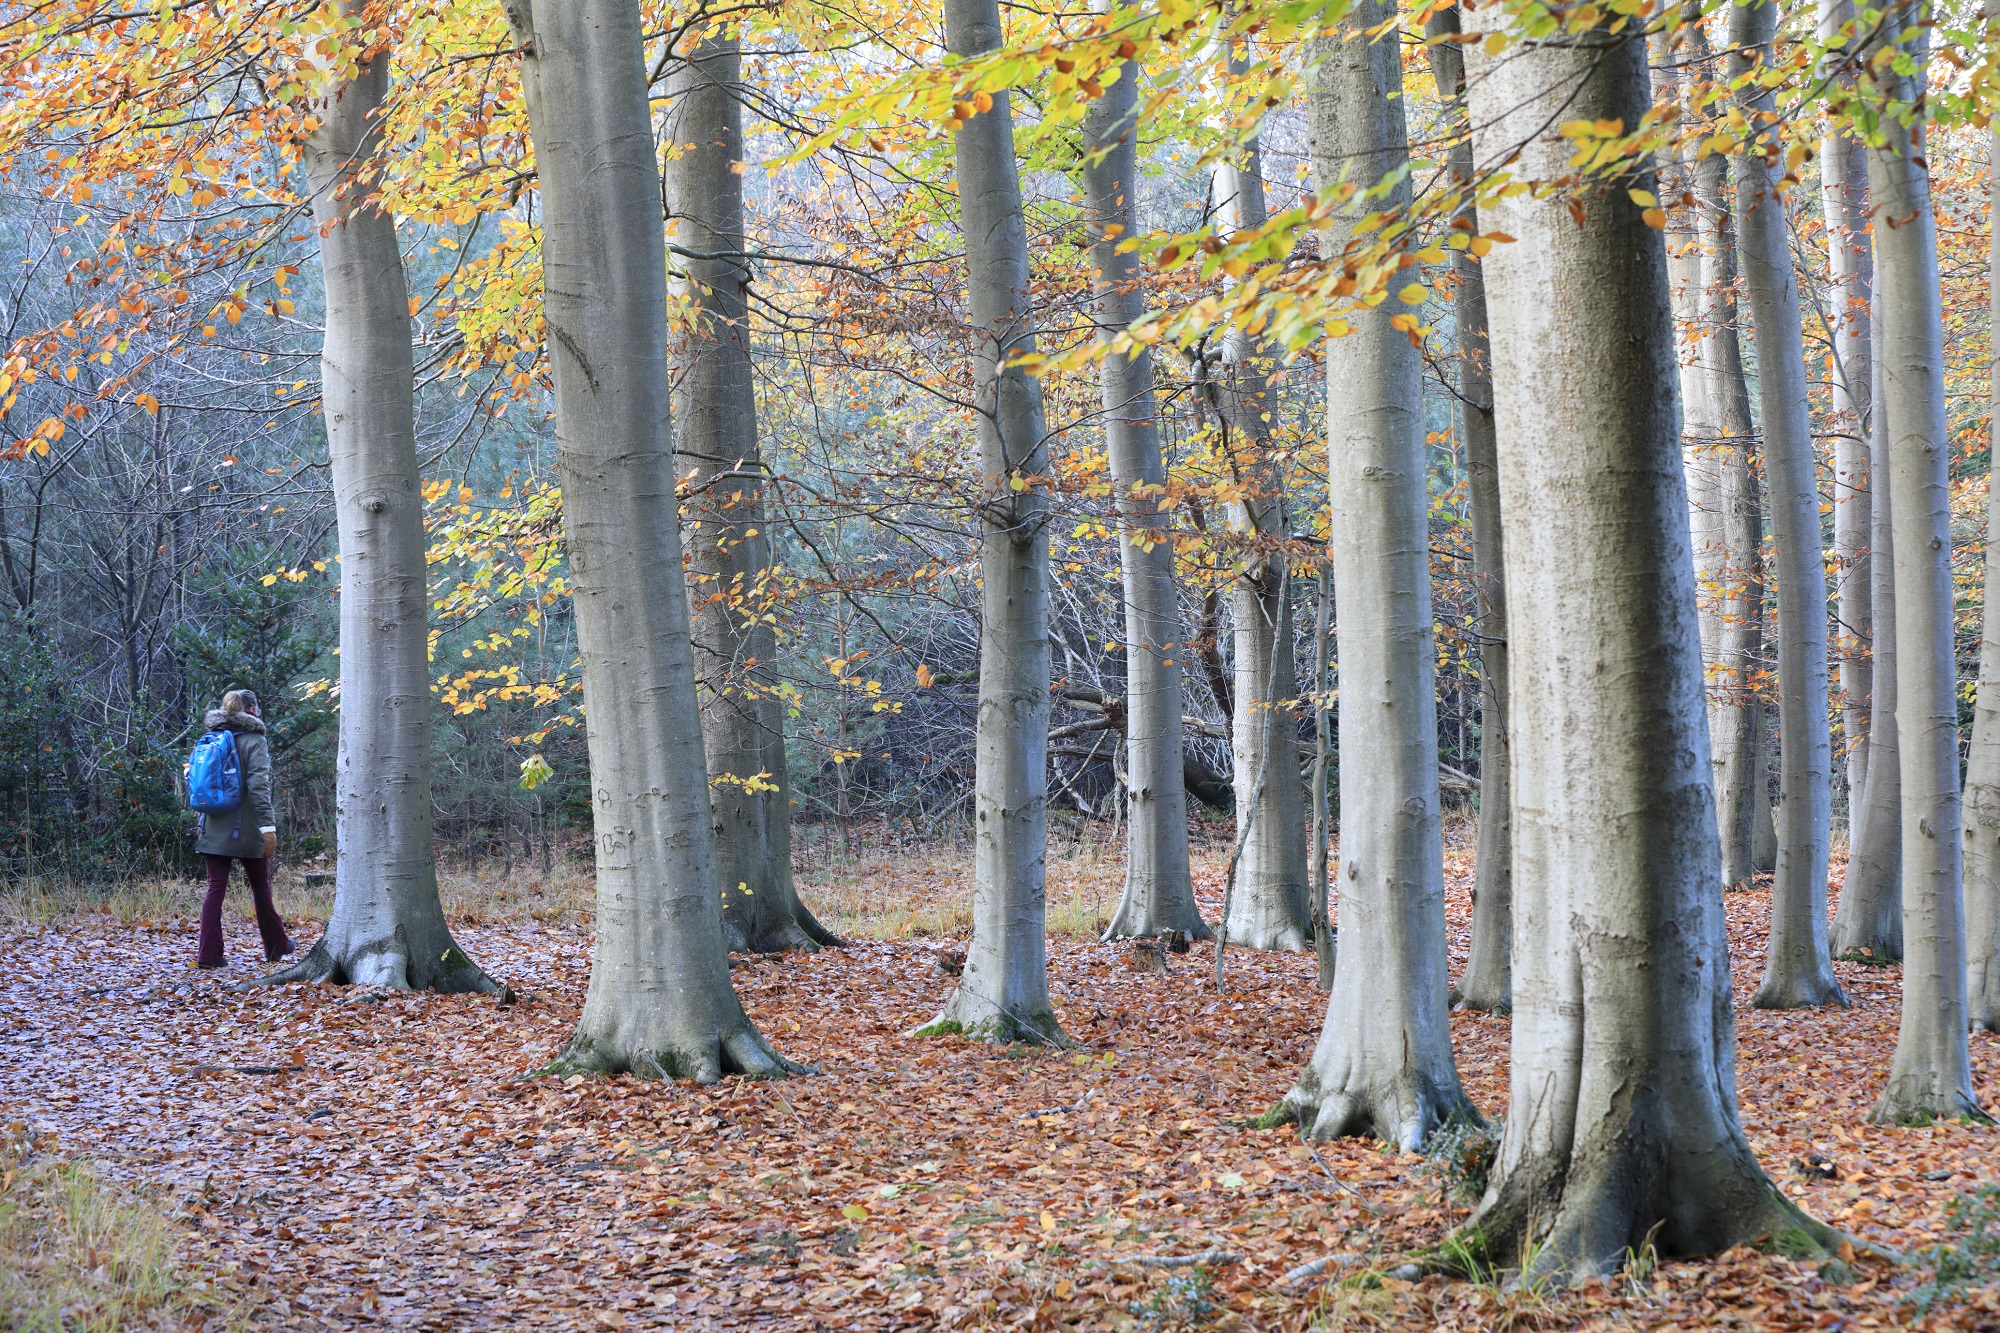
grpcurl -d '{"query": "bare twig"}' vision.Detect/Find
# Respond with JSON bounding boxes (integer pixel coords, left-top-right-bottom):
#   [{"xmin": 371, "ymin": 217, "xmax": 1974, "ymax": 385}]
[
  {"xmin": 1108, "ymin": 1248, "xmax": 1241, "ymax": 1269},
  {"xmin": 1283, "ymin": 1253, "xmax": 1362, "ymax": 1286}
]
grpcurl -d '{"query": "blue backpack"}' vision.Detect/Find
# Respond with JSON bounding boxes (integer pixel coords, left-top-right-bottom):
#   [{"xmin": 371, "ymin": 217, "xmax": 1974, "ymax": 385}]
[{"xmin": 186, "ymin": 731, "xmax": 243, "ymax": 816}]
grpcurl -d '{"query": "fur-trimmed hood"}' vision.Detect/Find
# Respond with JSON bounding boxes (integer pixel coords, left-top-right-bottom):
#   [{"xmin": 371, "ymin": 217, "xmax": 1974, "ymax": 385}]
[{"xmin": 204, "ymin": 708, "xmax": 266, "ymax": 735}]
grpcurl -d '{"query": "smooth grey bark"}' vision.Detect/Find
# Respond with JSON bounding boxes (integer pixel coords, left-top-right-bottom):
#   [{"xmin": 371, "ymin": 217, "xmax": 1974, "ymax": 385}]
[
  {"xmin": 1968, "ymin": 119, "xmax": 2000, "ymax": 1032},
  {"xmin": 505, "ymin": 0, "xmax": 797, "ymax": 1081},
  {"xmin": 1729, "ymin": 0, "xmax": 1846, "ymax": 1010},
  {"xmin": 1211, "ymin": 137, "xmax": 1312, "ymax": 954},
  {"xmin": 665, "ymin": 31, "xmax": 840, "ymax": 955},
  {"xmin": 1866, "ymin": 2, "xmax": 1980, "ymax": 1123},
  {"xmin": 1659, "ymin": 15, "xmax": 1727, "ymax": 741},
  {"xmin": 1428, "ymin": 3, "xmax": 1510, "ymax": 1014},
  {"xmin": 1083, "ymin": 47, "xmax": 1206, "ymax": 943},
  {"xmin": 265, "ymin": 22, "xmax": 493, "ymax": 994},
  {"xmin": 914, "ymin": 0, "xmax": 1065, "ymax": 1044},
  {"xmin": 1835, "ymin": 313, "xmax": 1905, "ymax": 958},
  {"xmin": 1459, "ymin": 18, "xmax": 1837, "ymax": 1275},
  {"xmin": 1697, "ymin": 148, "xmax": 1766, "ymax": 890},
  {"xmin": 1819, "ymin": 0, "xmax": 1873, "ymax": 813},
  {"xmin": 1310, "ymin": 562, "xmax": 1337, "ymax": 990},
  {"xmin": 1268, "ymin": 1, "xmax": 1473, "ymax": 1149}
]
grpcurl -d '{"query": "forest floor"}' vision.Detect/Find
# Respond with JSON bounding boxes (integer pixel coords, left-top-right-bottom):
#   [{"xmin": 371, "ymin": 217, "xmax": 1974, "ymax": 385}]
[{"xmin": 5, "ymin": 834, "xmax": 2000, "ymax": 1331}]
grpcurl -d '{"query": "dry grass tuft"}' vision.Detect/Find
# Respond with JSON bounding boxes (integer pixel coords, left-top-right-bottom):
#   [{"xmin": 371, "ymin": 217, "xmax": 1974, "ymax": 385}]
[
  {"xmin": 0, "ymin": 1125, "xmax": 216, "ymax": 1332},
  {"xmin": 0, "ymin": 815, "xmax": 1256, "ymax": 946}
]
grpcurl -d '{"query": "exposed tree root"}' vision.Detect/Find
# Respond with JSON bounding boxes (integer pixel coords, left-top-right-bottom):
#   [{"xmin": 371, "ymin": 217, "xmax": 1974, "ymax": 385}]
[
  {"xmin": 724, "ymin": 903, "xmax": 846, "ymax": 956},
  {"xmin": 241, "ymin": 935, "xmax": 499, "ymax": 995},
  {"xmin": 538, "ymin": 1024, "xmax": 810, "ymax": 1085},
  {"xmin": 1264, "ymin": 1070, "xmax": 1476, "ymax": 1154},
  {"xmin": 1454, "ymin": 1160, "xmax": 1845, "ymax": 1282},
  {"xmin": 911, "ymin": 1007, "xmax": 1074, "ymax": 1049}
]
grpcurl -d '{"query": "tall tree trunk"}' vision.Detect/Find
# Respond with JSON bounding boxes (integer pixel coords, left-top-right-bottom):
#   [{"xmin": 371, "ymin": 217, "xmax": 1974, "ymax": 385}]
[
  {"xmin": 1459, "ymin": 15, "xmax": 1838, "ymax": 1274},
  {"xmin": 1729, "ymin": 0, "xmax": 1846, "ymax": 1010},
  {"xmin": 1659, "ymin": 31, "xmax": 1725, "ymax": 753},
  {"xmin": 1310, "ymin": 562, "xmax": 1337, "ymax": 989},
  {"xmin": 1267, "ymin": 0, "xmax": 1472, "ymax": 1147},
  {"xmin": 665, "ymin": 29, "xmax": 840, "ymax": 955},
  {"xmin": 504, "ymin": 0, "xmax": 797, "ymax": 1080},
  {"xmin": 1085, "ymin": 41, "xmax": 1205, "ymax": 943},
  {"xmin": 1968, "ymin": 113, "xmax": 2000, "ymax": 1031},
  {"xmin": 913, "ymin": 0, "xmax": 1065, "ymax": 1044},
  {"xmin": 1819, "ymin": 0, "xmax": 1873, "ymax": 819},
  {"xmin": 1427, "ymin": 3, "xmax": 1510, "ymax": 1014},
  {"xmin": 265, "ymin": 17, "xmax": 493, "ymax": 993},
  {"xmin": 1698, "ymin": 148, "xmax": 1767, "ymax": 889},
  {"xmin": 1867, "ymin": 0, "xmax": 1980, "ymax": 1122},
  {"xmin": 1210, "ymin": 140, "xmax": 1312, "ymax": 953},
  {"xmin": 1836, "ymin": 316, "xmax": 1905, "ymax": 957}
]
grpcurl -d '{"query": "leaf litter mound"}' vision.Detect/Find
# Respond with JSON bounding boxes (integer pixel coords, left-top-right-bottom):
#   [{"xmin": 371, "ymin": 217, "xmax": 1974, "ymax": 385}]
[{"xmin": 4, "ymin": 851, "xmax": 2000, "ymax": 1330}]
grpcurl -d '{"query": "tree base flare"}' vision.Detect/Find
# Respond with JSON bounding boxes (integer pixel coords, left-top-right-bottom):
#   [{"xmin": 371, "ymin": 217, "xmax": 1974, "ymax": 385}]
[
  {"xmin": 1099, "ymin": 905, "xmax": 1213, "ymax": 944},
  {"xmin": 1449, "ymin": 977, "xmax": 1511, "ymax": 1014},
  {"xmin": 1267, "ymin": 1069, "xmax": 1477, "ymax": 1154},
  {"xmin": 243, "ymin": 937, "xmax": 498, "ymax": 995},
  {"xmin": 542, "ymin": 1025, "xmax": 807, "ymax": 1085},
  {"xmin": 911, "ymin": 1004, "xmax": 1074, "ymax": 1049},
  {"xmin": 1751, "ymin": 969, "xmax": 1850, "ymax": 1011},
  {"xmin": 1220, "ymin": 919, "xmax": 1313, "ymax": 953},
  {"xmin": 1867, "ymin": 1083, "xmax": 1990, "ymax": 1127},
  {"xmin": 724, "ymin": 908, "xmax": 846, "ymax": 956},
  {"xmin": 1459, "ymin": 1177, "xmax": 1845, "ymax": 1282}
]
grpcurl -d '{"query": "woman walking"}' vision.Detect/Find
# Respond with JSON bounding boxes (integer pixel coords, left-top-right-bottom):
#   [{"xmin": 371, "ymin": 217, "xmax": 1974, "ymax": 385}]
[{"xmin": 192, "ymin": 690, "xmax": 294, "ymax": 968}]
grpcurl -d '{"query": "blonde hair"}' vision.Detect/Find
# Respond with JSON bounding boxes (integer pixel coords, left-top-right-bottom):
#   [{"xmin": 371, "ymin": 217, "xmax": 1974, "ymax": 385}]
[{"xmin": 222, "ymin": 689, "xmax": 259, "ymax": 716}]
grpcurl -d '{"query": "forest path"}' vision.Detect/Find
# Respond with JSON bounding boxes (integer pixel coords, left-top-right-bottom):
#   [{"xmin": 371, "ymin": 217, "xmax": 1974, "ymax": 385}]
[{"xmin": 2, "ymin": 868, "xmax": 1995, "ymax": 1330}]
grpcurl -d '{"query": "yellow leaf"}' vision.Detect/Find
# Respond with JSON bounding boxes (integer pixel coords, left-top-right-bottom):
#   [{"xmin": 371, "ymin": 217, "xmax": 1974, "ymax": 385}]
[
  {"xmin": 1627, "ymin": 188, "xmax": 1658, "ymax": 207},
  {"xmin": 1483, "ymin": 31, "xmax": 1507, "ymax": 55},
  {"xmin": 1397, "ymin": 283, "xmax": 1428, "ymax": 305},
  {"xmin": 261, "ymin": 574, "xmax": 278, "ymax": 587},
  {"xmin": 1040, "ymin": 1209, "xmax": 1057, "ymax": 1232},
  {"xmin": 1641, "ymin": 207, "xmax": 1667, "ymax": 230},
  {"xmin": 842, "ymin": 1203, "xmax": 868, "ymax": 1222}
]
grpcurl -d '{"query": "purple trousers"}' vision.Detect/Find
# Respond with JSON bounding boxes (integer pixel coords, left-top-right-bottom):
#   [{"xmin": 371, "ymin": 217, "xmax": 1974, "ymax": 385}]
[{"xmin": 197, "ymin": 855, "xmax": 292, "ymax": 967}]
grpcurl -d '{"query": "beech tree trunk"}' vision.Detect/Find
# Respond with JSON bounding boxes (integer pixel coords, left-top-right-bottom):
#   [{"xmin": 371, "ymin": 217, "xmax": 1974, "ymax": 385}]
[
  {"xmin": 1266, "ymin": 1, "xmax": 1473, "ymax": 1148},
  {"xmin": 1729, "ymin": 0, "xmax": 1845, "ymax": 1010},
  {"xmin": 1085, "ymin": 43, "xmax": 1205, "ymax": 943},
  {"xmin": 1460, "ymin": 17, "xmax": 1838, "ymax": 1274},
  {"xmin": 1428, "ymin": 4, "xmax": 1510, "ymax": 1014},
  {"xmin": 505, "ymin": 0, "xmax": 797, "ymax": 1080},
  {"xmin": 266, "ymin": 20, "xmax": 493, "ymax": 994},
  {"xmin": 1835, "ymin": 321, "xmax": 1904, "ymax": 958},
  {"xmin": 1661, "ymin": 39, "xmax": 1725, "ymax": 730},
  {"xmin": 1819, "ymin": 0, "xmax": 1873, "ymax": 815},
  {"xmin": 665, "ymin": 30, "xmax": 840, "ymax": 955},
  {"xmin": 1866, "ymin": 3, "xmax": 1980, "ymax": 1122},
  {"xmin": 1698, "ymin": 148, "xmax": 1766, "ymax": 890},
  {"xmin": 913, "ymin": 0, "xmax": 1065, "ymax": 1044},
  {"xmin": 1211, "ymin": 138, "xmax": 1312, "ymax": 954},
  {"xmin": 1968, "ymin": 120, "xmax": 2000, "ymax": 1032}
]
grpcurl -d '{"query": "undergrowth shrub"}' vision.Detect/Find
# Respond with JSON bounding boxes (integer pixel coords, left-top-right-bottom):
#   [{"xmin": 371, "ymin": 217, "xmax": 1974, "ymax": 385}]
[
  {"xmin": 1912, "ymin": 1182, "xmax": 2000, "ymax": 1313},
  {"xmin": 1420, "ymin": 1116, "xmax": 1503, "ymax": 1206}
]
